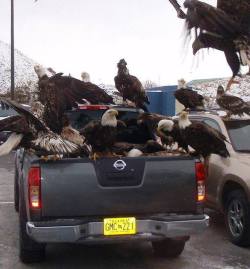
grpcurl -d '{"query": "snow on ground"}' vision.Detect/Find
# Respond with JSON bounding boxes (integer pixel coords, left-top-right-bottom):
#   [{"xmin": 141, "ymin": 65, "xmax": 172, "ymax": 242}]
[
  {"xmin": 0, "ymin": 40, "xmax": 39, "ymax": 94},
  {"xmin": 190, "ymin": 76, "xmax": 250, "ymax": 119},
  {"xmin": 190, "ymin": 76, "xmax": 250, "ymax": 108}
]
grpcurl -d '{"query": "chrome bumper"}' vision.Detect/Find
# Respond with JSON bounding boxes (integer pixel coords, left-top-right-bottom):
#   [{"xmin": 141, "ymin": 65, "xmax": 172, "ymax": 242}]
[{"xmin": 26, "ymin": 215, "xmax": 209, "ymax": 243}]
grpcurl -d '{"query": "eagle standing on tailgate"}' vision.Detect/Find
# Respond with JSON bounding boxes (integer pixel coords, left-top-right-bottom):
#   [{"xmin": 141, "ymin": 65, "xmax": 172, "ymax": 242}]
[
  {"xmin": 80, "ymin": 109, "xmax": 120, "ymax": 159},
  {"xmin": 0, "ymin": 99, "xmax": 87, "ymax": 157},
  {"xmin": 114, "ymin": 59, "xmax": 150, "ymax": 112},
  {"xmin": 34, "ymin": 65, "xmax": 114, "ymax": 134},
  {"xmin": 174, "ymin": 79, "xmax": 205, "ymax": 110},
  {"xmin": 168, "ymin": 0, "xmax": 250, "ymax": 90},
  {"xmin": 178, "ymin": 111, "xmax": 230, "ymax": 158},
  {"xmin": 216, "ymin": 85, "xmax": 250, "ymax": 118}
]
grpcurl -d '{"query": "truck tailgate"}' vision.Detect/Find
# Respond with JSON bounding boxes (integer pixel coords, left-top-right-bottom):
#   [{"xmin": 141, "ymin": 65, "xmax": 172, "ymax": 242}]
[{"xmin": 40, "ymin": 156, "xmax": 198, "ymax": 217}]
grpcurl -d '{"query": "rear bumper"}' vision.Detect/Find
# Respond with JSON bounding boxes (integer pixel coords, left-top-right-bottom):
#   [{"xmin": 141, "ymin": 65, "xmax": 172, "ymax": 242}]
[{"xmin": 26, "ymin": 214, "xmax": 209, "ymax": 243}]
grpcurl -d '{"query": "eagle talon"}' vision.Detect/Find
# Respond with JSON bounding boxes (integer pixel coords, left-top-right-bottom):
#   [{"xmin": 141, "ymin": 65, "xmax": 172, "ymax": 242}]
[
  {"xmin": 41, "ymin": 155, "xmax": 49, "ymax": 162},
  {"xmin": 90, "ymin": 152, "xmax": 100, "ymax": 161}
]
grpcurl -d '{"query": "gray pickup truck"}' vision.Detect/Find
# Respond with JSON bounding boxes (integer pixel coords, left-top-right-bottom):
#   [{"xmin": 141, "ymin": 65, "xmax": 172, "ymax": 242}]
[{"xmin": 14, "ymin": 105, "xmax": 209, "ymax": 263}]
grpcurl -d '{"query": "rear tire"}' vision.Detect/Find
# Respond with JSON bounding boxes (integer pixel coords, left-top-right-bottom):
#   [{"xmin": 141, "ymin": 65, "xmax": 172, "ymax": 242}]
[
  {"xmin": 19, "ymin": 186, "xmax": 46, "ymax": 263},
  {"xmin": 152, "ymin": 237, "xmax": 186, "ymax": 258},
  {"xmin": 225, "ymin": 190, "xmax": 250, "ymax": 247}
]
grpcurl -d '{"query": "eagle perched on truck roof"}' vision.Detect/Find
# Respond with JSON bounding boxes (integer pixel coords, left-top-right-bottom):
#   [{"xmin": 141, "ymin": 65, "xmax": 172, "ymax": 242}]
[
  {"xmin": 114, "ymin": 59, "xmax": 150, "ymax": 112},
  {"xmin": 216, "ymin": 85, "xmax": 250, "ymax": 118}
]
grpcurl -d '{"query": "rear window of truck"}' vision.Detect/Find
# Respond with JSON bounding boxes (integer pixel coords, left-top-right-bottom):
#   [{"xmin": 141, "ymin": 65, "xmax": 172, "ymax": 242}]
[{"xmin": 66, "ymin": 109, "xmax": 152, "ymax": 144}]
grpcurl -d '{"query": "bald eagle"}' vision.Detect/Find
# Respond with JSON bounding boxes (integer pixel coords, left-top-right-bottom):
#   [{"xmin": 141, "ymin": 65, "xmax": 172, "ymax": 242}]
[
  {"xmin": 80, "ymin": 109, "xmax": 121, "ymax": 159},
  {"xmin": 34, "ymin": 65, "xmax": 114, "ymax": 134},
  {"xmin": 174, "ymin": 79, "xmax": 205, "ymax": 110},
  {"xmin": 157, "ymin": 119, "xmax": 189, "ymax": 152},
  {"xmin": 137, "ymin": 112, "xmax": 171, "ymax": 141},
  {"xmin": 178, "ymin": 111, "xmax": 230, "ymax": 158},
  {"xmin": 81, "ymin": 72, "xmax": 91, "ymax": 82},
  {"xmin": 0, "ymin": 99, "xmax": 87, "ymax": 157},
  {"xmin": 114, "ymin": 59, "xmax": 150, "ymax": 112},
  {"xmin": 169, "ymin": 0, "xmax": 250, "ymax": 90},
  {"xmin": 216, "ymin": 86, "xmax": 250, "ymax": 118}
]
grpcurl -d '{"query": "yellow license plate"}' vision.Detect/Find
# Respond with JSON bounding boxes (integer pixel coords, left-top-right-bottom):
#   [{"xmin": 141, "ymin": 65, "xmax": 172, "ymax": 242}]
[{"xmin": 104, "ymin": 217, "xmax": 136, "ymax": 236}]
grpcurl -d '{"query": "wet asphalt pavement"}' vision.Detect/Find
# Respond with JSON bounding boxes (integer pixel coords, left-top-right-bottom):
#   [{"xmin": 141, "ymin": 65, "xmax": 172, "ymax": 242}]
[{"xmin": 0, "ymin": 153, "xmax": 249, "ymax": 269}]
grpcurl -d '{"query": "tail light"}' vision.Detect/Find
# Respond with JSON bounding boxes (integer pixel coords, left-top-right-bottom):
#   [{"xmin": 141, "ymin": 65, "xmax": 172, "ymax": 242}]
[
  {"xmin": 195, "ymin": 162, "xmax": 206, "ymax": 202},
  {"xmin": 28, "ymin": 167, "xmax": 41, "ymax": 209},
  {"xmin": 78, "ymin": 105, "xmax": 110, "ymax": 110}
]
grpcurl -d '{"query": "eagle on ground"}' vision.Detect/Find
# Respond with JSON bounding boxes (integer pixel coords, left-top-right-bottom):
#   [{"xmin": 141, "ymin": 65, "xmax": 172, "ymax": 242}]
[
  {"xmin": 114, "ymin": 59, "xmax": 150, "ymax": 112},
  {"xmin": 174, "ymin": 78, "xmax": 205, "ymax": 110},
  {"xmin": 34, "ymin": 65, "xmax": 114, "ymax": 134},
  {"xmin": 0, "ymin": 99, "xmax": 88, "ymax": 157},
  {"xmin": 178, "ymin": 111, "xmax": 230, "ymax": 158},
  {"xmin": 168, "ymin": 0, "xmax": 250, "ymax": 90},
  {"xmin": 80, "ymin": 109, "xmax": 121, "ymax": 159},
  {"xmin": 216, "ymin": 85, "xmax": 250, "ymax": 118}
]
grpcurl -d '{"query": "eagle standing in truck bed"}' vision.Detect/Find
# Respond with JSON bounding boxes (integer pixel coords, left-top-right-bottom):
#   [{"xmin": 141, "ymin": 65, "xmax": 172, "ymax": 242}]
[
  {"xmin": 178, "ymin": 111, "xmax": 230, "ymax": 158},
  {"xmin": 80, "ymin": 109, "xmax": 121, "ymax": 159},
  {"xmin": 114, "ymin": 59, "xmax": 150, "ymax": 112}
]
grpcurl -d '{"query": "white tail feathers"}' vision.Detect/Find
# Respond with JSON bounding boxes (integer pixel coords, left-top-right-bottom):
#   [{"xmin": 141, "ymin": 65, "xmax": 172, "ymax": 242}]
[
  {"xmin": 240, "ymin": 50, "xmax": 250, "ymax": 66},
  {"xmin": 0, "ymin": 133, "xmax": 23, "ymax": 156}
]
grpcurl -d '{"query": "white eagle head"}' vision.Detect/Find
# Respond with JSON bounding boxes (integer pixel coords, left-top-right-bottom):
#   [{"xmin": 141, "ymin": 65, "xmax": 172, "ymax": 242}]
[
  {"xmin": 81, "ymin": 72, "xmax": 90, "ymax": 82},
  {"xmin": 101, "ymin": 109, "xmax": 119, "ymax": 127},
  {"xmin": 178, "ymin": 111, "xmax": 191, "ymax": 129},
  {"xmin": 31, "ymin": 101, "xmax": 44, "ymax": 119},
  {"xmin": 157, "ymin": 119, "xmax": 174, "ymax": 132},
  {"xmin": 34, "ymin": 65, "xmax": 47, "ymax": 79},
  {"xmin": 177, "ymin": 78, "xmax": 187, "ymax": 89}
]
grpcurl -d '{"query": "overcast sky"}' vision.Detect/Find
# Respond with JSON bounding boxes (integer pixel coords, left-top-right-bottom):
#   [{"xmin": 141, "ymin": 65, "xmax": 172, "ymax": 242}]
[{"xmin": 0, "ymin": 0, "xmax": 240, "ymax": 85}]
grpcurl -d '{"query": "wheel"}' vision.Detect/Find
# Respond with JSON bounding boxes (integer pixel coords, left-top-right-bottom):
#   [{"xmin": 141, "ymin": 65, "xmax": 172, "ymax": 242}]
[
  {"xmin": 225, "ymin": 190, "xmax": 250, "ymax": 247},
  {"xmin": 152, "ymin": 237, "xmax": 186, "ymax": 258},
  {"xmin": 14, "ymin": 167, "xmax": 19, "ymax": 212},
  {"xmin": 19, "ymin": 186, "xmax": 46, "ymax": 263}
]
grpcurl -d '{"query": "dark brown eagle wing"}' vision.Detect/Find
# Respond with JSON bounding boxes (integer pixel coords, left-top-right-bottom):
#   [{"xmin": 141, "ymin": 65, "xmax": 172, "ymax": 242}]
[
  {"xmin": 0, "ymin": 99, "xmax": 47, "ymax": 132},
  {"xmin": 188, "ymin": 122, "xmax": 228, "ymax": 150},
  {"xmin": 38, "ymin": 74, "xmax": 114, "ymax": 133},
  {"xmin": 184, "ymin": 0, "xmax": 247, "ymax": 38},
  {"xmin": 218, "ymin": 95, "xmax": 248, "ymax": 112},
  {"xmin": 217, "ymin": 0, "xmax": 250, "ymax": 29}
]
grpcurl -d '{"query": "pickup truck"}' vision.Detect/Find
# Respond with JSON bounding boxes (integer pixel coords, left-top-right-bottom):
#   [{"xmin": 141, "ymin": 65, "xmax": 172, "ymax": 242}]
[
  {"xmin": 14, "ymin": 105, "xmax": 209, "ymax": 263},
  {"xmin": 188, "ymin": 111, "xmax": 250, "ymax": 247}
]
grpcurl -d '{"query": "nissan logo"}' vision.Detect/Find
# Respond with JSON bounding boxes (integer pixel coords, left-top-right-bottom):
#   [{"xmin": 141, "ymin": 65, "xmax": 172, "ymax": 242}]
[{"xmin": 113, "ymin": 160, "xmax": 126, "ymax": 171}]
